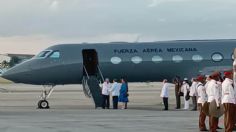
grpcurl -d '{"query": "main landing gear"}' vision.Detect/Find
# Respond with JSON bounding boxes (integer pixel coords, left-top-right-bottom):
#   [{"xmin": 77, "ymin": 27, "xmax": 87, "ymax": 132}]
[{"xmin": 38, "ymin": 85, "xmax": 55, "ymax": 109}]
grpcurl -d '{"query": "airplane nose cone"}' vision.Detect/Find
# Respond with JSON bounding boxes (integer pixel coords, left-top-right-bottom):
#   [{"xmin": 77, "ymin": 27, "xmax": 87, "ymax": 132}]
[
  {"xmin": 1, "ymin": 68, "xmax": 20, "ymax": 82},
  {"xmin": 1, "ymin": 63, "xmax": 31, "ymax": 83}
]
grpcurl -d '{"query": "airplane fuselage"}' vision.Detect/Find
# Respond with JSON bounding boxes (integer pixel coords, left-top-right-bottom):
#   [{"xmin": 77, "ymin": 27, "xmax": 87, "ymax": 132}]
[{"xmin": 2, "ymin": 39, "xmax": 235, "ymax": 85}]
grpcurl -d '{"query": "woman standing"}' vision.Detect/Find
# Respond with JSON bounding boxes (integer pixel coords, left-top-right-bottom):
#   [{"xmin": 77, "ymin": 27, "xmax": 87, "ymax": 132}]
[{"xmin": 118, "ymin": 79, "xmax": 129, "ymax": 109}]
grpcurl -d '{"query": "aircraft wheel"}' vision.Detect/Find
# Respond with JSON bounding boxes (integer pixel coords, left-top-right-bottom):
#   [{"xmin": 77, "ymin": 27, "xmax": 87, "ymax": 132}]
[{"xmin": 38, "ymin": 100, "xmax": 50, "ymax": 109}]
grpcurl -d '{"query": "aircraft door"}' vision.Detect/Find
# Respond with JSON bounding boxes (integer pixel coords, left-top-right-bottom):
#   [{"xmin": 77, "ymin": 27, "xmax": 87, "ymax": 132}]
[{"xmin": 82, "ymin": 49, "xmax": 98, "ymax": 76}]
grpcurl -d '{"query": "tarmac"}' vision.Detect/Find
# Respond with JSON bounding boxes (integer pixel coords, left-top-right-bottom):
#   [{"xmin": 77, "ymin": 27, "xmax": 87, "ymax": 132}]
[{"xmin": 0, "ymin": 82, "xmax": 224, "ymax": 132}]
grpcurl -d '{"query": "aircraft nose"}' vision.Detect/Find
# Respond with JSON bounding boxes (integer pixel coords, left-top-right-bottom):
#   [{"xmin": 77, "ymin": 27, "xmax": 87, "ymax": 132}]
[
  {"xmin": 1, "ymin": 63, "xmax": 31, "ymax": 83},
  {"xmin": 1, "ymin": 67, "xmax": 20, "ymax": 82}
]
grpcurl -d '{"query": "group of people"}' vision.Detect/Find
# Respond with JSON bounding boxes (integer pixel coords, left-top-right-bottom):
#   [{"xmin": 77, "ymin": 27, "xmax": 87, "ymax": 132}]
[
  {"xmin": 161, "ymin": 77, "xmax": 199, "ymax": 111},
  {"xmin": 160, "ymin": 70, "xmax": 236, "ymax": 132},
  {"xmin": 172, "ymin": 77, "xmax": 198, "ymax": 110},
  {"xmin": 101, "ymin": 78, "xmax": 129, "ymax": 109}
]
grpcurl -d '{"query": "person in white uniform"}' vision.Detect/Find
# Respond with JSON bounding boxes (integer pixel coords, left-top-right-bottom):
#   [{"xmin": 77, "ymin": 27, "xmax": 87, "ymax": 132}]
[
  {"xmin": 207, "ymin": 72, "xmax": 222, "ymax": 132},
  {"xmin": 190, "ymin": 78, "xmax": 198, "ymax": 111},
  {"xmin": 181, "ymin": 78, "xmax": 190, "ymax": 110},
  {"xmin": 196, "ymin": 75, "xmax": 208, "ymax": 131},
  {"xmin": 222, "ymin": 70, "xmax": 235, "ymax": 132}
]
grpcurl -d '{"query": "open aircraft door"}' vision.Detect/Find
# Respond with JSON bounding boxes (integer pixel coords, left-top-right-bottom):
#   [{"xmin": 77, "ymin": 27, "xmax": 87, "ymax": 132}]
[
  {"xmin": 82, "ymin": 49, "xmax": 98, "ymax": 76},
  {"xmin": 82, "ymin": 49, "xmax": 103, "ymax": 108}
]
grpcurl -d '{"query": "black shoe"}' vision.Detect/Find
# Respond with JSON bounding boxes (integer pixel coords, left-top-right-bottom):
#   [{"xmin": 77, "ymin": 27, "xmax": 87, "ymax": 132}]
[
  {"xmin": 233, "ymin": 127, "xmax": 236, "ymax": 131},
  {"xmin": 200, "ymin": 128, "xmax": 208, "ymax": 131},
  {"xmin": 217, "ymin": 126, "xmax": 222, "ymax": 129},
  {"xmin": 175, "ymin": 107, "xmax": 180, "ymax": 109},
  {"xmin": 162, "ymin": 108, "xmax": 168, "ymax": 111}
]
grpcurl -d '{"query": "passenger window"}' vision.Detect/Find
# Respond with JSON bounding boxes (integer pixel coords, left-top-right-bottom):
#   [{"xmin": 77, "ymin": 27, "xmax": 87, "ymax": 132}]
[
  {"xmin": 192, "ymin": 55, "xmax": 203, "ymax": 62},
  {"xmin": 36, "ymin": 50, "xmax": 52, "ymax": 58},
  {"xmin": 50, "ymin": 51, "xmax": 60, "ymax": 59},
  {"xmin": 172, "ymin": 55, "xmax": 183, "ymax": 63},
  {"xmin": 152, "ymin": 56, "xmax": 163, "ymax": 63},
  {"xmin": 111, "ymin": 57, "xmax": 122, "ymax": 64},
  {"xmin": 131, "ymin": 56, "xmax": 142, "ymax": 64},
  {"xmin": 211, "ymin": 52, "xmax": 223, "ymax": 62}
]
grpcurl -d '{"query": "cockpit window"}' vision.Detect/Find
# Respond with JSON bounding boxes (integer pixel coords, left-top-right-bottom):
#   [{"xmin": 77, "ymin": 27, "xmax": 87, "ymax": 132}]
[
  {"xmin": 50, "ymin": 51, "xmax": 60, "ymax": 59},
  {"xmin": 36, "ymin": 50, "xmax": 52, "ymax": 58}
]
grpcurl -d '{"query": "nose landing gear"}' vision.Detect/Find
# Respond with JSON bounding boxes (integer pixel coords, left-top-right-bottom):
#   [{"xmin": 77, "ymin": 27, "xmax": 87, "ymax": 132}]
[
  {"xmin": 38, "ymin": 100, "xmax": 49, "ymax": 109},
  {"xmin": 38, "ymin": 85, "xmax": 55, "ymax": 109}
]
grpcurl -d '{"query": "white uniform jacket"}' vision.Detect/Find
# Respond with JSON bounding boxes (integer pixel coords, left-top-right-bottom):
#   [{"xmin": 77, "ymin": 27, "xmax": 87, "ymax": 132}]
[
  {"xmin": 207, "ymin": 80, "xmax": 221, "ymax": 107},
  {"xmin": 205, "ymin": 80, "xmax": 210, "ymax": 98},
  {"xmin": 190, "ymin": 81, "xmax": 198, "ymax": 97},
  {"xmin": 160, "ymin": 83, "xmax": 169, "ymax": 98},
  {"xmin": 102, "ymin": 82, "xmax": 111, "ymax": 95},
  {"xmin": 181, "ymin": 82, "xmax": 190, "ymax": 96},
  {"xmin": 222, "ymin": 78, "xmax": 235, "ymax": 104},
  {"xmin": 197, "ymin": 82, "xmax": 207, "ymax": 105}
]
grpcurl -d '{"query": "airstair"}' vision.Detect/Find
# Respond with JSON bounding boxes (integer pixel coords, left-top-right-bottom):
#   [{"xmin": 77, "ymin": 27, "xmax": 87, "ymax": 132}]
[{"xmin": 82, "ymin": 65, "xmax": 104, "ymax": 108}]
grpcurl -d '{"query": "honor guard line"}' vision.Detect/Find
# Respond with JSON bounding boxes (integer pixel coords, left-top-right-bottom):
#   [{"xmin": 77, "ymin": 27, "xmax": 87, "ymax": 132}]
[{"xmin": 1, "ymin": 39, "xmax": 235, "ymax": 109}]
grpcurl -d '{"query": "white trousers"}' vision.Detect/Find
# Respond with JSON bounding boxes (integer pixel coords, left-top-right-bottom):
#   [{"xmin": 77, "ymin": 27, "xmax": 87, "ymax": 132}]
[{"xmin": 184, "ymin": 98, "xmax": 189, "ymax": 109}]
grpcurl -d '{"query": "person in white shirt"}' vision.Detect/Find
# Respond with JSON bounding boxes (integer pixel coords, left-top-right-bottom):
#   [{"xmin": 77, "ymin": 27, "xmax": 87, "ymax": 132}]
[
  {"xmin": 110, "ymin": 79, "xmax": 120, "ymax": 109},
  {"xmin": 196, "ymin": 75, "xmax": 208, "ymax": 131},
  {"xmin": 181, "ymin": 78, "xmax": 190, "ymax": 110},
  {"xmin": 205, "ymin": 75, "xmax": 211, "ymax": 97},
  {"xmin": 207, "ymin": 72, "xmax": 222, "ymax": 132},
  {"xmin": 204, "ymin": 75, "xmax": 219, "ymax": 130},
  {"xmin": 160, "ymin": 79, "xmax": 169, "ymax": 110},
  {"xmin": 222, "ymin": 70, "xmax": 235, "ymax": 132},
  {"xmin": 102, "ymin": 78, "xmax": 111, "ymax": 109},
  {"xmin": 190, "ymin": 78, "xmax": 198, "ymax": 111}
]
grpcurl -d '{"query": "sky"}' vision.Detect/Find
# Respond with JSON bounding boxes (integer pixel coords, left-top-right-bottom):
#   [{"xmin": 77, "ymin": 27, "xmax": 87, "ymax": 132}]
[{"xmin": 0, "ymin": 0, "xmax": 236, "ymax": 54}]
